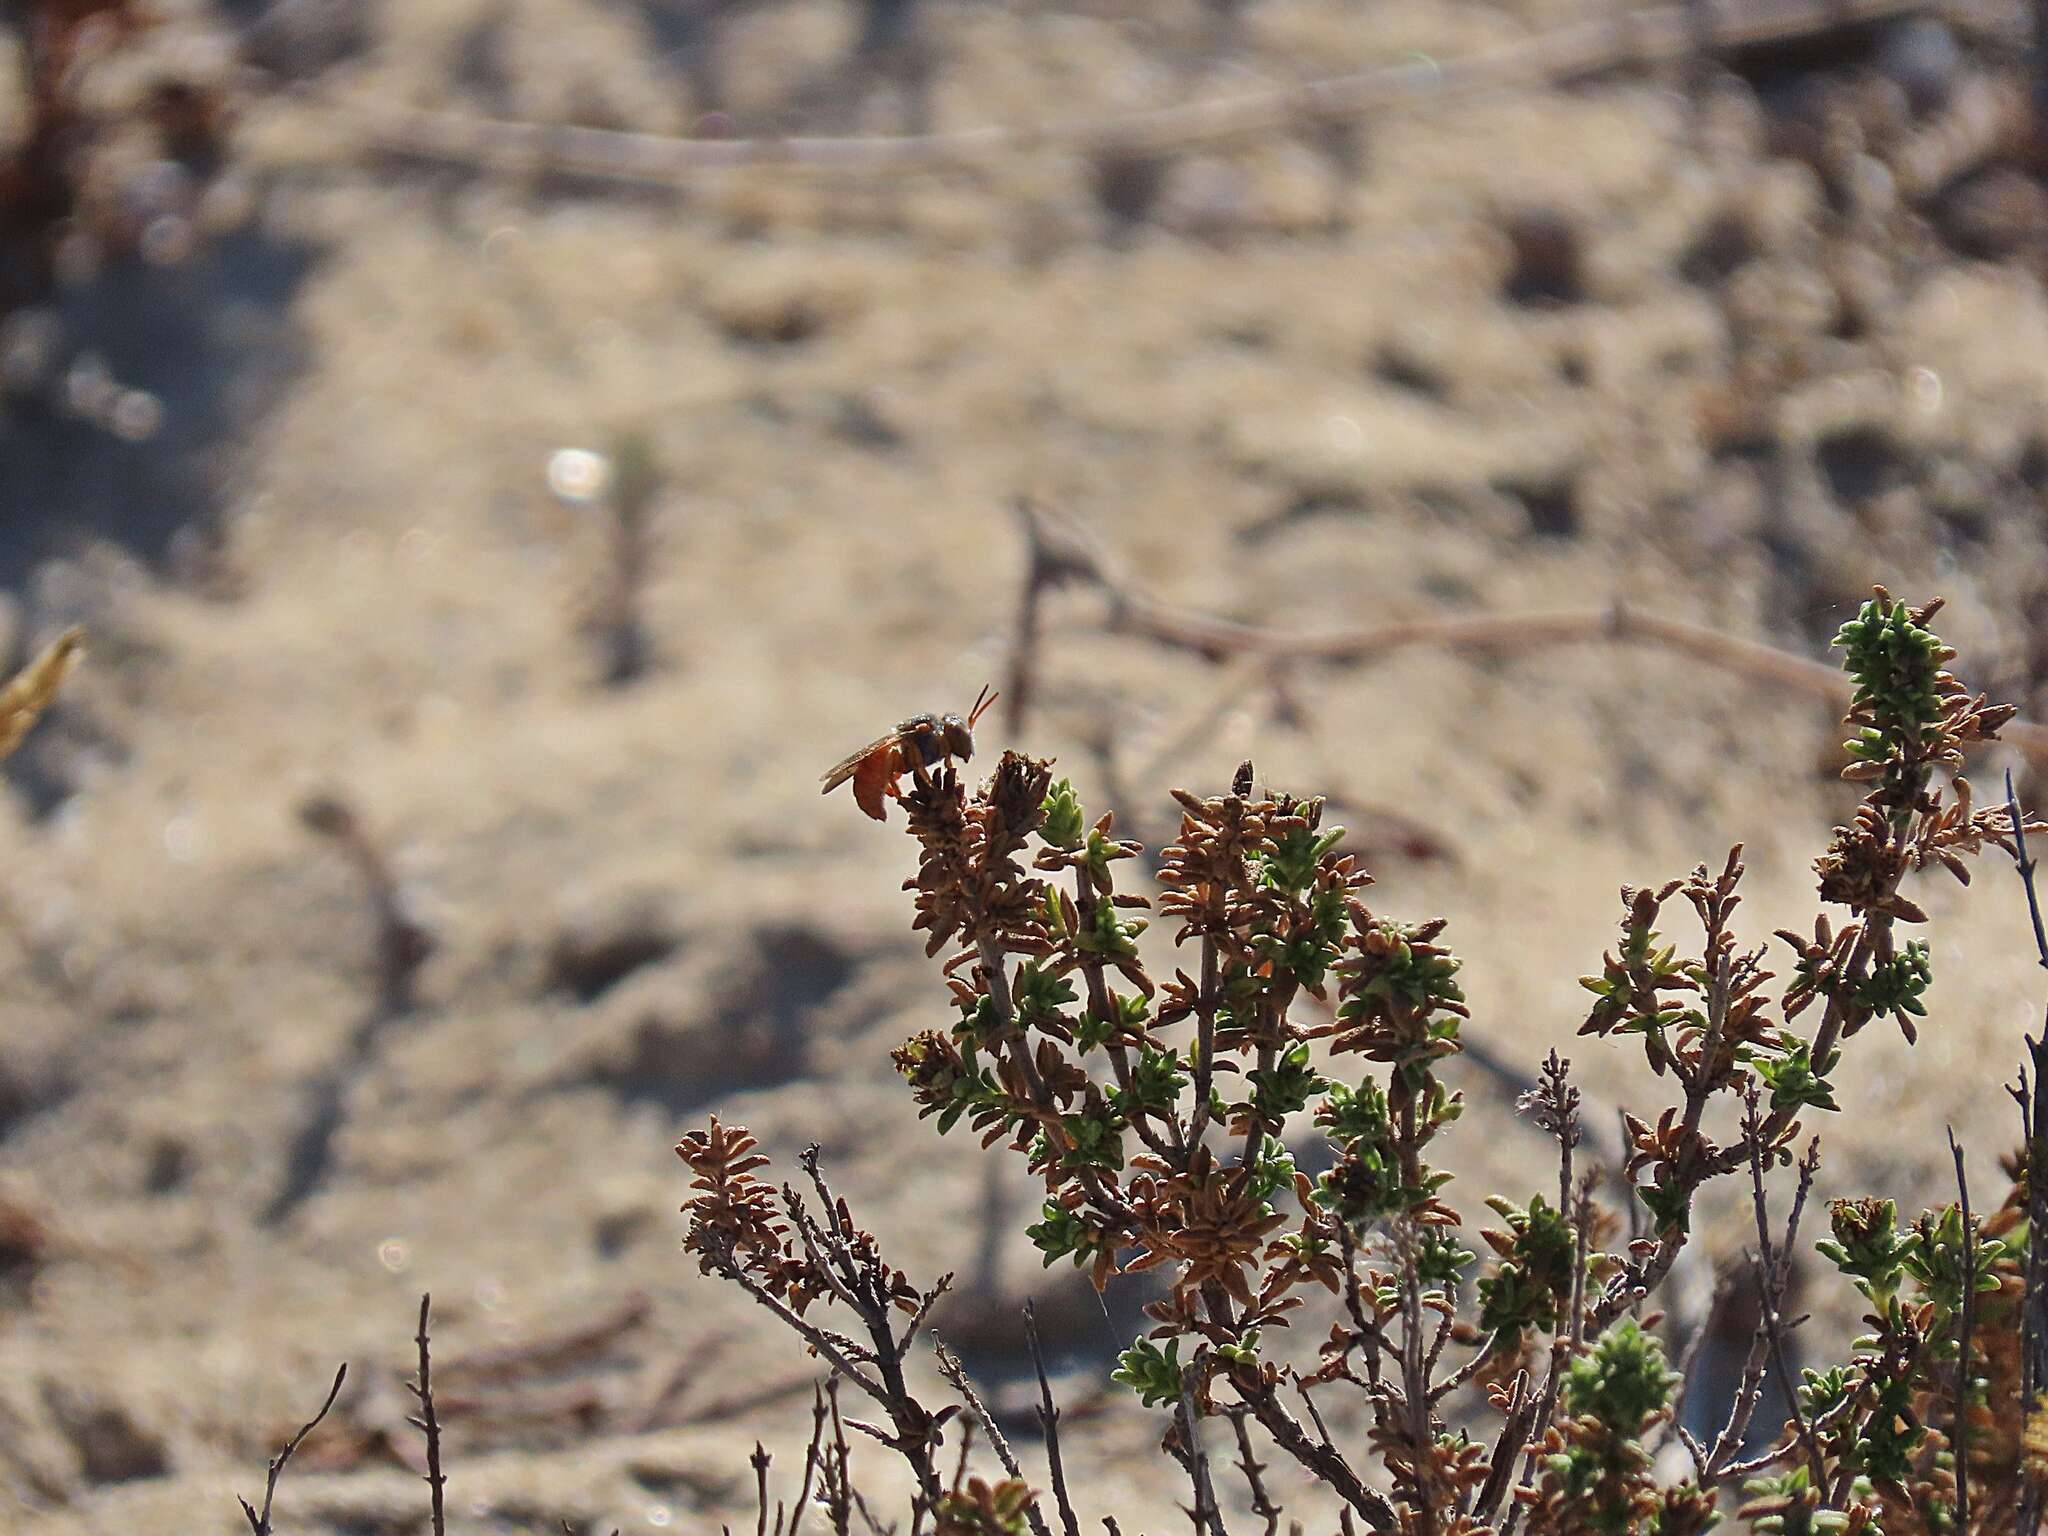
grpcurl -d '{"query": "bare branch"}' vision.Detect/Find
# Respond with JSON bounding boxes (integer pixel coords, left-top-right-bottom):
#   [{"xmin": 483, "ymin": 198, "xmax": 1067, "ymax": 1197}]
[
  {"xmin": 409, "ymin": 1295, "xmax": 447, "ymax": 1536},
  {"xmin": 1950, "ymin": 1130, "xmax": 1977, "ymax": 1530},
  {"xmin": 2010, "ymin": 771, "xmax": 2048, "ymax": 970},
  {"xmin": 239, "ymin": 1363, "xmax": 348, "ymax": 1536},
  {"xmin": 933, "ymin": 1341, "xmax": 1056, "ymax": 1536},
  {"xmin": 1025, "ymin": 1303, "xmax": 1084, "ymax": 1536}
]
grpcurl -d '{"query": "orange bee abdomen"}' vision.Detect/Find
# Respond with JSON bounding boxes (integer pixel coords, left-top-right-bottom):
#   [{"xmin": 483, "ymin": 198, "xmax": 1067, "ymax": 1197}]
[{"xmin": 850, "ymin": 743, "xmax": 905, "ymax": 821}]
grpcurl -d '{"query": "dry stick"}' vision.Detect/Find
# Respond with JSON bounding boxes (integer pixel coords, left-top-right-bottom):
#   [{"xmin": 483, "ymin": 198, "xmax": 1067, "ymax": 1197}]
[
  {"xmin": 823, "ymin": 1383, "xmax": 856, "ymax": 1536},
  {"xmin": 933, "ymin": 1341, "xmax": 1058, "ymax": 1536},
  {"xmin": 1112, "ymin": 594, "xmax": 2048, "ymax": 768},
  {"xmin": 2004, "ymin": 773, "xmax": 2048, "ymax": 1536},
  {"xmin": 1668, "ymin": 1266, "xmax": 1735, "ymax": 1459},
  {"xmin": 2013, "ymin": 1046, "xmax": 2048, "ymax": 1536},
  {"xmin": 1027, "ymin": 516, "xmax": 2048, "ymax": 769},
  {"xmin": 1236, "ymin": 1372, "xmax": 1398, "ymax": 1532},
  {"xmin": 1395, "ymin": 1241, "xmax": 1437, "ymax": 1536},
  {"xmin": 2009, "ymin": 771, "xmax": 2048, "ymax": 972},
  {"xmin": 239, "ymin": 1363, "xmax": 348, "ymax": 1536},
  {"xmin": 1698, "ymin": 1291, "xmax": 1776, "ymax": 1478},
  {"xmin": 794, "ymin": 1150, "xmax": 948, "ymax": 1505},
  {"xmin": 715, "ymin": 1248, "xmax": 894, "ymax": 1403},
  {"xmin": 1744, "ymin": 1129, "xmax": 1824, "ymax": 1488},
  {"xmin": 327, "ymin": 0, "xmax": 1935, "ymax": 186},
  {"xmin": 410, "ymin": 1294, "xmax": 448, "ymax": 1536},
  {"xmin": 752, "ymin": 1445, "xmax": 775, "ymax": 1536},
  {"xmin": 1291, "ymin": 1379, "xmax": 1342, "ymax": 1467},
  {"xmin": 1500, "ymin": 1339, "xmax": 1570, "ymax": 1536},
  {"xmin": 1470, "ymin": 1371, "xmax": 1534, "ymax": 1527},
  {"xmin": 1020, "ymin": 504, "xmax": 2048, "ymax": 800},
  {"xmin": 1177, "ymin": 1381, "xmax": 1228, "ymax": 1536},
  {"xmin": 0, "ymin": 626, "xmax": 83, "ymax": 761},
  {"xmin": 786, "ymin": 1390, "xmax": 831, "ymax": 1536},
  {"xmin": 952, "ymin": 1419, "xmax": 976, "ymax": 1494},
  {"xmin": 1024, "ymin": 1303, "xmax": 1084, "ymax": 1536},
  {"xmin": 1949, "ymin": 1130, "xmax": 1977, "ymax": 1531},
  {"xmin": 1225, "ymin": 1408, "xmax": 1283, "ymax": 1536}
]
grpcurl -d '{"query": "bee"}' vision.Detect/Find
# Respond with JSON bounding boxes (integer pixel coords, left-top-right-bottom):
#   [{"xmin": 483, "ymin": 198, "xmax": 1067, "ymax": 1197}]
[{"xmin": 822, "ymin": 686, "xmax": 997, "ymax": 821}]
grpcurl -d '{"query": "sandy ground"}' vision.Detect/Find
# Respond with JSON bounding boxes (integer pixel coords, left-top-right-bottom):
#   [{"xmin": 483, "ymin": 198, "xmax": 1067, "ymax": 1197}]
[{"xmin": 3, "ymin": 0, "xmax": 2048, "ymax": 1529}]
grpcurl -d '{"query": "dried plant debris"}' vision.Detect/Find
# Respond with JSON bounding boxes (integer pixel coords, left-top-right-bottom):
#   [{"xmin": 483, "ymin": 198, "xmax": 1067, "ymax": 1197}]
[
  {"xmin": 1, "ymin": 2, "xmax": 235, "ymax": 377},
  {"xmin": 0, "ymin": 626, "xmax": 82, "ymax": 760}
]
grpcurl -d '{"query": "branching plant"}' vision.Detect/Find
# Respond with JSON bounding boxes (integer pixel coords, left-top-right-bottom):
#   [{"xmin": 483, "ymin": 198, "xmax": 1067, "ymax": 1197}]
[{"xmin": 682, "ymin": 590, "xmax": 2048, "ymax": 1534}]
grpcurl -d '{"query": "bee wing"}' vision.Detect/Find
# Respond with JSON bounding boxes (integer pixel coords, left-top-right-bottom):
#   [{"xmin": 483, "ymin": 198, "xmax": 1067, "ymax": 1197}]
[
  {"xmin": 821, "ymin": 733, "xmax": 897, "ymax": 793},
  {"xmin": 0, "ymin": 627, "xmax": 84, "ymax": 762}
]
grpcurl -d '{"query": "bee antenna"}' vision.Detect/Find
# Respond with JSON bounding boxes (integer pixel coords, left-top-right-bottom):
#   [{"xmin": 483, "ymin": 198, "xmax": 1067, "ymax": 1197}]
[{"xmin": 967, "ymin": 685, "xmax": 998, "ymax": 730}]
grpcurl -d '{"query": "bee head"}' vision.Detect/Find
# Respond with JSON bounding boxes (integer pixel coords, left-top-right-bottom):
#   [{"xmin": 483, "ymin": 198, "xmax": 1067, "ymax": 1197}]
[{"xmin": 939, "ymin": 715, "xmax": 976, "ymax": 762}]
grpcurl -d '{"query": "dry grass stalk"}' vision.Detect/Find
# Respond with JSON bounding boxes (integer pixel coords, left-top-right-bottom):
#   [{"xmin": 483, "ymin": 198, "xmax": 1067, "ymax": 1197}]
[
  {"xmin": 0, "ymin": 627, "xmax": 83, "ymax": 762},
  {"xmin": 1005, "ymin": 502, "xmax": 2048, "ymax": 770},
  {"xmin": 321, "ymin": 0, "xmax": 1936, "ymax": 188}
]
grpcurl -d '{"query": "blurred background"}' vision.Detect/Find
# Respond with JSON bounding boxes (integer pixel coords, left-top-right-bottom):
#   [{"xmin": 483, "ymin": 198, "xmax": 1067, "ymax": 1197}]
[{"xmin": 4, "ymin": 0, "xmax": 2048, "ymax": 1529}]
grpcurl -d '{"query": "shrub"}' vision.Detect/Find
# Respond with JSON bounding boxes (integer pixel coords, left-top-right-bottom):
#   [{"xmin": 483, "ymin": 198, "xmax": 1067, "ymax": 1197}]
[{"xmin": 682, "ymin": 590, "xmax": 2048, "ymax": 1535}]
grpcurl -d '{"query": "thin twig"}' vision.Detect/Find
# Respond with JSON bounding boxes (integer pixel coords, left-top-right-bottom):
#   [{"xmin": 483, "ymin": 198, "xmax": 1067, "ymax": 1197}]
[
  {"xmin": 1699, "ymin": 1287, "xmax": 1776, "ymax": 1479},
  {"xmin": 1024, "ymin": 1303, "xmax": 1083, "ymax": 1536},
  {"xmin": 824, "ymin": 1382, "xmax": 857, "ymax": 1536},
  {"xmin": 2010, "ymin": 771, "xmax": 2048, "ymax": 969},
  {"xmin": 410, "ymin": 1294, "xmax": 448, "ymax": 1536},
  {"xmin": 1669, "ymin": 1265, "xmax": 1734, "ymax": 1450},
  {"xmin": 789, "ymin": 1389, "xmax": 831, "ymax": 1536},
  {"xmin": 1950, "ymin": 1129, "xmax": 1977, "ymax": 1530},
  {"xmin": 1177, "ymin": 1382, "xmax": 1227, "ymax": 1536},
  {"xmin": 1470, "ymin": 1371, "xmax": 1532, "ymax": 1527},
  {"xmin": 2006, "ymin": 774, "xmax": 2048, "ymax": 1536},
  {"xmin": 2019, "ymin": 1057, "xmax": 2048, "ymax": 1536},
  {"xmin": 933, "ymin": 1342, "xmax": 1057, "ymax": 1536},
  {"xmin": 1234, "ymin": 1370, "xmax": 1398, "ymax": 1531},
  {"xmin": 1225, "ymin": 1408, "xmax": 1282, "ymax": 1536},
  {"xmin": 786, "ymin": 1152, "xmax": 946, "ymax": 1506},
  {"xmin": 715, "ymin": 1246, "xmax": 892, "ymax": 1404},
  {"xmin": 1746, "ymin": 1124, "xmax": 1823, "ymax": 1487},
  {"xmin": 239, "ymin": 1363, "xmax": 348, "ymax": 1536}
]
